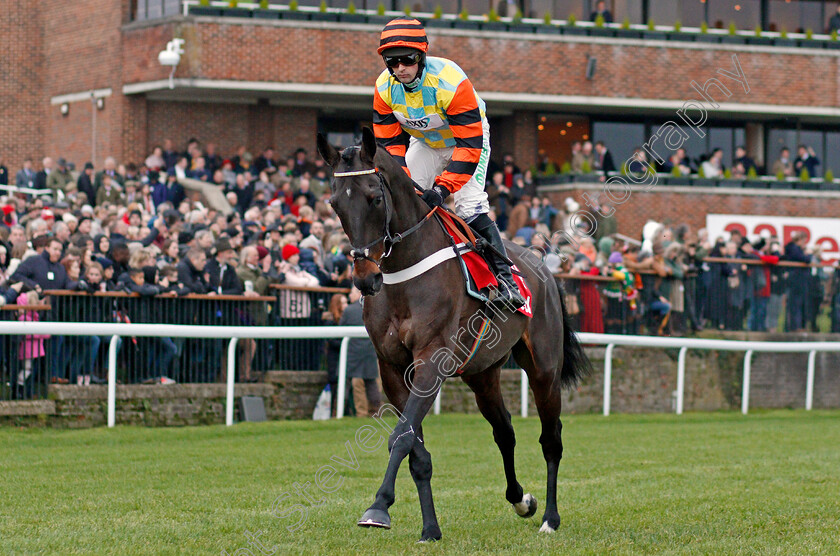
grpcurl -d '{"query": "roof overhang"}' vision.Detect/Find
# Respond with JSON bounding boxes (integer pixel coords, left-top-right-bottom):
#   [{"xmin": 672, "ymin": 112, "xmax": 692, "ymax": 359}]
[{"xmin": 122, "ymin": 79, "xmax": 840, "ymax": 123}]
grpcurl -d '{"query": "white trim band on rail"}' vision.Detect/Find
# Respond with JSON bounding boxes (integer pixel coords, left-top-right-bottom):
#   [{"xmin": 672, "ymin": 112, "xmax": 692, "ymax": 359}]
[{"xmin": 50, "ymin": 88, "xmax": 113, "ymax": 106}]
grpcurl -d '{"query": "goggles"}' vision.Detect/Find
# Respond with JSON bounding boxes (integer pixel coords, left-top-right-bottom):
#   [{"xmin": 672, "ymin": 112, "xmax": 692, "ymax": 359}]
[{"xmin": 383, "ymin": 51, "xmax": 422, "ymax": 68}]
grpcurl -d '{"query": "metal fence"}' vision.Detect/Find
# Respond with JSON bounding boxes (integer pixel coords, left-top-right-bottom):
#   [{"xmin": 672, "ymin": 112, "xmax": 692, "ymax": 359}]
[
  {"xmin": 1, "ymin": 286, "xmax": 350, "ymax": 400},
  {"xmin": 558, "ymin": 258, "xmax": 840, "ymax": 337},
  {"xmin": 0, "ymin": 303, "xmax": 52, "ymax": 401}
]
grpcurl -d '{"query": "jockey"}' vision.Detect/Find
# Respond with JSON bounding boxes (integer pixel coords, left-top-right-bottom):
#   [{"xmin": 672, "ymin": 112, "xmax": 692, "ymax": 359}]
[{"xmin": 372, "ymin": 18, "xmax": 526, "ymax": 309}]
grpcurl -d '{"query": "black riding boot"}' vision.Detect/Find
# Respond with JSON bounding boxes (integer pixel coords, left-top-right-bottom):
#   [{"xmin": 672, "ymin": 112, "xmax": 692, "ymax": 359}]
[{"xmin": 470, "ymin": 214, "xmax": 527, "ymax": 310}]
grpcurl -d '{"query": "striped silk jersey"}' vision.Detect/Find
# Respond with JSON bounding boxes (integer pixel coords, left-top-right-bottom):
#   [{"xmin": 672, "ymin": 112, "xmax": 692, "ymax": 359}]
[{"xmin": 373, "ymin": 56, "xmax": 487, "ymax": 194}]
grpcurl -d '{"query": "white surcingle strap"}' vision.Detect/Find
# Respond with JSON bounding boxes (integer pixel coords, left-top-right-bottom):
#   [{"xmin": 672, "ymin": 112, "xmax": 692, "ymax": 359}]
[
  {"xmin": 381, "ymin": 243, "xmax": 470, "ymax": 285},
  {"xmin": 333, "ymin": 168, "xmax": 378, "ymax": 177}
]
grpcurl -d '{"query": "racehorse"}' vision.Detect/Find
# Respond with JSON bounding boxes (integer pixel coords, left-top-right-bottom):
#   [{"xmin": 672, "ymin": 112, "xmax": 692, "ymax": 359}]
[{"xmin": 316, "ymin": 128, "xmax": 591, "ymax": 541}]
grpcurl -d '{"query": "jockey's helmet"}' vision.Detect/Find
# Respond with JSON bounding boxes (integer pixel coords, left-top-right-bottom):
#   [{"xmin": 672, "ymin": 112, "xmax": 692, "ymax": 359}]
[{"xmin": 378, "ymin": 18, "xmax": 428, "ymax": 56}]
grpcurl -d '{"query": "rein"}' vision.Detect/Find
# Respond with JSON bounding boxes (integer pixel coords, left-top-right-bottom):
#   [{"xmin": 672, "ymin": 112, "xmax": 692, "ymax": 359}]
[{"xmin": 332, "ymin": 167, "xmax": 433, "ymax": 268}]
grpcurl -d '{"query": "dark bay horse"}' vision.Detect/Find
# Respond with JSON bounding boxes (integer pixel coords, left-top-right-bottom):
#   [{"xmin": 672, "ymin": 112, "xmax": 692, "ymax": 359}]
[{"xmin": 317, "ymin": 128, "xmax": 590, "ymax": 541}]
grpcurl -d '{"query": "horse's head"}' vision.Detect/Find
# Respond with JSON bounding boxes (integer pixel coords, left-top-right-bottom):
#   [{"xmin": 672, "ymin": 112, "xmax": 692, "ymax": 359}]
[{"xmin": 317, "ymin": 127, "xmax": 391, "ymax": 296}]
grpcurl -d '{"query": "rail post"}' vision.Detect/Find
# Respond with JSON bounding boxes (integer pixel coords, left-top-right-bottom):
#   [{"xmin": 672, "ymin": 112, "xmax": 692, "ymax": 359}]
[
  {"xmin": 226, "ymin": 338, "xmax": 238, "ymax": 426},
  {"xmin": 107, "ymin": 335, "xmax": 120, "ymax": 428},
  {"xmin": 676, "ymin": 346, "xmax": 687, "ymax": 415},
  {"xmin": 806, "ymin": 350, "xmax": 816, "ymax": 411},
  {"xmin": 336, "ymin": 337, "xmax": 350, "ymax": 419},
  {"xmin": 741, "ymin": 349, "xmax": 754, "ymax": 415},
  {"xmin": 521, "ymin": 369, "xmax": 529, "ymax": 418},
  {"xmin": 603, "ymin": 343, "xmax": 615, "ymax": 416}
]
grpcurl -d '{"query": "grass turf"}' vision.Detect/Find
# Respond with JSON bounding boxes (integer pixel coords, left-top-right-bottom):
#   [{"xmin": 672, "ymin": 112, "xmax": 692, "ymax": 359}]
[{"xmin": 2, "ymin": 410, "xmax": 839, "ymax": 555}]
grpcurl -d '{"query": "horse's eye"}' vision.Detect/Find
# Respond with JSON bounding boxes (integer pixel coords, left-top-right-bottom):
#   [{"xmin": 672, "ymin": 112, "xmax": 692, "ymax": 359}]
[{"xmin": 372, "ymin": 196, "xmax": 383, "ymax": 207}]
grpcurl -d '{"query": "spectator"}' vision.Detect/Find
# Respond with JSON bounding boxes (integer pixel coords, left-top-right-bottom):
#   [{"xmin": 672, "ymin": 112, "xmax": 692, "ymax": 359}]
[
  {"xmin": 771, "ymin": 147, "xmax": 794, "ymax": 178},
  {"xmin": 95, "ymin": 174, "xmax": 124, "ymax": 206},
  {"xmin": 794, "ymin": 144, "xmax": 820, "ymax": 177},
  {"xmin": 162, "ymin": 139, "xmax": 179, "ymax": 170},
  {"xmin": 829, "ymin": 2, "xmax": 840, "ymax": 33},
  {"xmin": 700, "ymin": 148, "xmax": 724, "ymax": 178},
  {"xmin": 16, "ymin": 158, "xmax": 36, "ymax": 189},
  {"xmin": 145, "ymin": 146, "xmax": 165, "ymax": 172},
  {"xmin": 206, "ymin": 238, "xmax": 244, "ymax": 295},
  {"xmin": 733, "ymin": 146, "xmax": 757, "ymax": 175},
  {"xmin": 15, "ymin": 291, "xmax": 50, "ymax": 397},
  {"xmin": 323, "ymin": 293, "xmax": 350, "ymax": 416},
  {"xmin": 594, "ymin": 141, "xmax": 616, "ymax": 174},
  {"xmin": 9, "ymin": 237, "xmax": 76, "ymax": 292},
  {"xmin": 177, "ymin": 247, "xmax": 211, "ymax": 294},
  {"xmin": 340, "ymin": 286, "xmax": 381, "ymax": 417},
  {"xmin": 47, "ymin": 158, "xmax": 74, "ymax": 197},
  {"xmin": 94, "ymin": 157, "xmax": 123, "ymax": 190},
  {"xmin": 77, "ymin": 162, "xmax": 97, "ymax": 204},
  {"xmin": 236, "ymin": 245, "xmax": 271, "ymax": 295},
  {"xmin": 0, "ymin": 156, "xmax": 8, "ymax": 185},
  {"xmin": 590, "ymin": 0, "xmax": 613, "ymax": 23},
  {"xmin": 34, "ymin": 157, "xmax": 53, "ymax": 190},
  {"xmin": 784, "ymin": 232, "xmax": 811, "ymax": 332}
]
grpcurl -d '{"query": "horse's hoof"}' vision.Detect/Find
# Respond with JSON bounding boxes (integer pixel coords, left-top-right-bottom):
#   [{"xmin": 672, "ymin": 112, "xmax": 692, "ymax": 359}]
[
  {"xmin": 539, "ymin": 521, "xmax": 556, "ymax": 533},
  {"xmin": 513, "ymin": 493, "xmax": 538, "ymax": 518},
  {"xmin": 358, "ymin": 508, "xmax": 391, "ymax": 529},
  {"xmin": 418, "ymin": 526, "xmax": 442, "ymax": 543}
]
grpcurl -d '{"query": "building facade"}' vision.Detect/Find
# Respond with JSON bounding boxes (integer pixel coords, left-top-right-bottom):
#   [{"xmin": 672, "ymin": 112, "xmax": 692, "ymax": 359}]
[{"xmin": 3, "ymin": 1, "xmax": 840, "ymax": 179}]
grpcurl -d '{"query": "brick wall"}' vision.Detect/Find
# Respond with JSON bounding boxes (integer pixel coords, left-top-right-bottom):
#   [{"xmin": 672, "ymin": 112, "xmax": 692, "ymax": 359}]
[
  {"xmin": 0, "ymin": 0, "xmax": 45, "ymax": 170},
  {"xmin": 6, "ymin": 16, "xmax": 840, "ymax": 176}
]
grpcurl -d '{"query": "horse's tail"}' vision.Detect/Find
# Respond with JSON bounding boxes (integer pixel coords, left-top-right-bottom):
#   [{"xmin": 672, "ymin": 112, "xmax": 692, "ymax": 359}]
[{"xmin": 558, "ymin": 282, "xmax": 592, "ymax": 389}]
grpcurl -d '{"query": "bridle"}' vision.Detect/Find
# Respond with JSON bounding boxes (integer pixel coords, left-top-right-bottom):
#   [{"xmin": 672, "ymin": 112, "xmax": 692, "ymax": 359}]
[{"xmin": 332, "ymin": 166, "xmax": 431, "ymax": 268}]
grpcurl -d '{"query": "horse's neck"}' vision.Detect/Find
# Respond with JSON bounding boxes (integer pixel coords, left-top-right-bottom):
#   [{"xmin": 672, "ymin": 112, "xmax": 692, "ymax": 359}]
[{"xmin": 380, "ymin": 181, "xmax": 448, "ymax": 274}]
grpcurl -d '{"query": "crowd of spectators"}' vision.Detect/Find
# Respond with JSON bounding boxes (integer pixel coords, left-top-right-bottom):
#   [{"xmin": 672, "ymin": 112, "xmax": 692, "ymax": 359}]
[{"xmin": 1, "ymin": 136, "xmax": 839, "ymax": 397}]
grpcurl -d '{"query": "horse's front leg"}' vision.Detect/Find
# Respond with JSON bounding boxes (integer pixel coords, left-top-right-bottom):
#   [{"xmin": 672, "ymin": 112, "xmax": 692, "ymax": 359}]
[{"xmin": 358, "ymin": 354, "xmax": 442, "ymax": 537}]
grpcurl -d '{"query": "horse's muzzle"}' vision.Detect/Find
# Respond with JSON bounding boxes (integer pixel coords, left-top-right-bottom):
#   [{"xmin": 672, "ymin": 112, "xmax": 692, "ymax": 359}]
[{"xmin": 354, "ymin": 272, "xmax": 383, "ymax": 297}]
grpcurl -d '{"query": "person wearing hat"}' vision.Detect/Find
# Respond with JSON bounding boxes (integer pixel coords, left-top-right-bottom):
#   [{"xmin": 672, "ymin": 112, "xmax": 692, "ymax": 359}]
[
  {"xmin": 372, "ymin": 18, "xmax": 524, "ymax": 310},
  {"xmin": 47, "ymin": 157, "xmax": 74, "ymax": 197},
  {"xmin": 76, "ymin": 162, "xmax": 96, "ymax": 206},
  {"xmin": 276, "ymin": 243, "xmax": 319, "ymax": 289},
  {"xmin": 205, "ymin": 237, "xmax": 245, "ymax": 296}
]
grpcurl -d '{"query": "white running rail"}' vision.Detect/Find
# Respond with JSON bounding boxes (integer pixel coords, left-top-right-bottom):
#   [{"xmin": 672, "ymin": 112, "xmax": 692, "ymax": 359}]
[{"xmin": 1, "ymin": 323, "xmax": 838, "ymax": 425}]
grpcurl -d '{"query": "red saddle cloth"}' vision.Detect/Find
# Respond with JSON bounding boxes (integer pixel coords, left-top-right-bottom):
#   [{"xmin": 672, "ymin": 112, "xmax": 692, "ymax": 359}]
[{"xmin": 437, "ymin": 212, "xmax": 533, "ymax": 318}]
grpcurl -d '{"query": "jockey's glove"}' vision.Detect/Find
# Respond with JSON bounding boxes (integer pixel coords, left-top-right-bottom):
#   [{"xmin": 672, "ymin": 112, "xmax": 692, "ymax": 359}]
[{"xmin": 421, "ymin": 184, "xmax": 450, "ymax": 208}]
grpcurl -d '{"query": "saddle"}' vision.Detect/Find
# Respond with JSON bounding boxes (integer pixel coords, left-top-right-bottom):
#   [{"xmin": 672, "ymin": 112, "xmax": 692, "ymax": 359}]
[{"xmin": 431, "ymin": 208, "xmax": 532, "ymax": 318}]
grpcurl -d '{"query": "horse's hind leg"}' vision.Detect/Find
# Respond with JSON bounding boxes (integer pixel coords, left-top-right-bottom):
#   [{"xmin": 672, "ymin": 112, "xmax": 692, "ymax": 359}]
[
  {"xmin": 462, "ymin": 363, "xmax": 538, "ymax": 520},
  {"xmin": 512, "ymin": 338, "xmax": 564, "ymax": 533}
]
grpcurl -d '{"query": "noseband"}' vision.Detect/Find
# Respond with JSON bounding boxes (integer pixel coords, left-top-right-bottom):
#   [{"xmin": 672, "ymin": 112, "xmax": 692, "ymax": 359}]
[{"xmin": 332, "ymin": 166, "xmax": 430, "ymax": 268}]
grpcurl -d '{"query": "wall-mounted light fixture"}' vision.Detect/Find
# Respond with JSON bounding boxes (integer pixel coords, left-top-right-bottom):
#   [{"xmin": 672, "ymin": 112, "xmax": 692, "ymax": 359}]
[
  {"xmin": 96, "ymin": 97, "xmax": 105, "ymax": 110},
  {"xmin": 60, "ymin": 103, "xmax": 70, "ymax": 116}
]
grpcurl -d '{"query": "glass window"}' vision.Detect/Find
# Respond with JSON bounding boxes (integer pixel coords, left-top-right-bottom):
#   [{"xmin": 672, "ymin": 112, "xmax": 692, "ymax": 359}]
[
  {"xmin": 592, "ymin": 121, "xmax": 645, "ymax": 167},
  {"xmin": 767, "ymin": 128, "xmax": 798, "ymax": 169},
  {"xmin": 801, "ymin": 0, "xmax": 824, "ymax": 34},
  {"xmin": 612, "ymin": 0, "xmax": 643, "ymax": 24},
  {"xmin": 461, "ymin": 0, "xmax": 494, "ymax": 17},
  {"xmin": 681, "ymin": 126, "xmax": 708, "ymax": 169},
  {"xmin": 537, "ymin": 114, "xmax": 590, "ymax": 168},
  {"xmin": 767, "ymin": 0, "xmax": 799, "ymax": 33},
  {"xmin": 526, "ymin": 0, "xmax": 553, "ymax": 19},
  {"xmin": 648, "ymin": 0, "xmax": 679, "ymax": 26},
  {"xmin": 826, "ymin": 133, "xmax": 840, "ymax": 175},
  {"xmin": 679, "ymin": 0, "xmax": 707, "ymax": 28},
  {"xmin": 709, "ymin": 127, "xmax": 734, "ymax": 168},
  {"xmin": 554, "ymin": 0, "xmax": 585, "ymax": 20},
  {"xmin": 708, "ymin": 0, "xmax": 760, "ymax": 30}
]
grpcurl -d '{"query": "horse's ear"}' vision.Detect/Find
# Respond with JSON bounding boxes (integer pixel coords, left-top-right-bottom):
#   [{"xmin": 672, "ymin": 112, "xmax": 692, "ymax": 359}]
[
  {"xmin": 360, "ymin": 127, "xmax": 377, "ymax": 165},
  {"xmin": 316, "ymin": 133, "xmax": 340, "ymax": 168}
]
